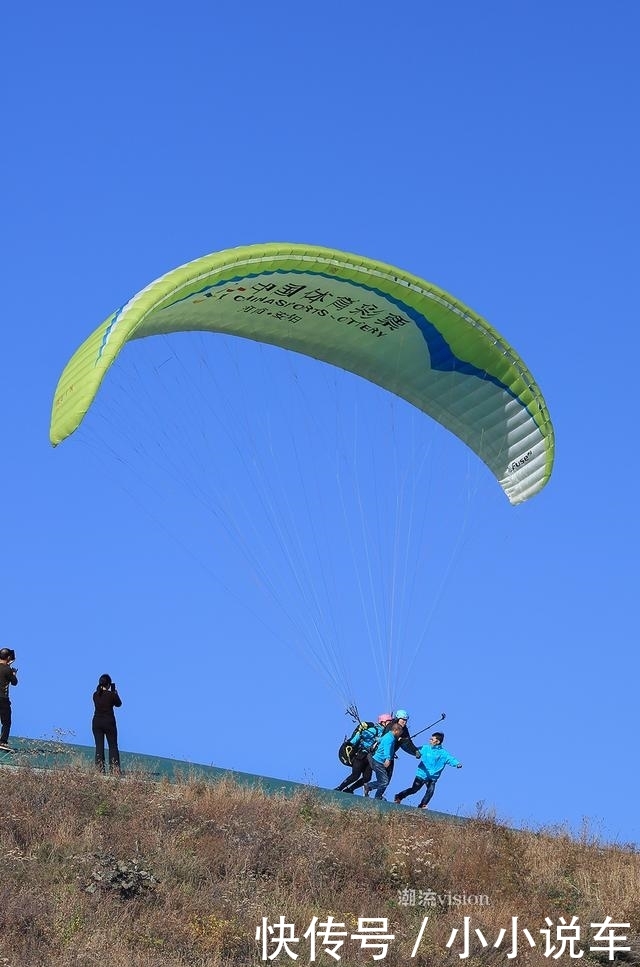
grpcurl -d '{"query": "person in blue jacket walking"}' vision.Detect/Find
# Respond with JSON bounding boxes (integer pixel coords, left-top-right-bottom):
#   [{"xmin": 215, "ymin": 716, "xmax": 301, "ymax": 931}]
[
  {"xmin": 394, "ymin": 731, "xmax": 462, "ymax": 808},
  {"xmin": 364, "ymin": 721, "xmax": 404, "ymax": 800},
  {"xmin": 382, "ymin": 708, "xmax": 418, "ymax": 781}
]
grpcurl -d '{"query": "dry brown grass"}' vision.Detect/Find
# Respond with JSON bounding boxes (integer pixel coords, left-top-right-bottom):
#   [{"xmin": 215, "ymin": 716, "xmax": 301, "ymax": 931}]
[{"xmin": 0, "ymin": 764, "xmax": 638, "ymax": 966}]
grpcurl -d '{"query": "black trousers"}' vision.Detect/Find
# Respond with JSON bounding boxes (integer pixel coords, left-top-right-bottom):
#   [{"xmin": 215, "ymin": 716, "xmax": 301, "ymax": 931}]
[
  {"xmin": 0, "ymin": 697, "xmax": 11, "ymax": 744},
  {"xmin": 395, "ymin": 775, "xmax": 438, "ymax": 806},
  {"xmin": 336, "ymin": 751, "xmax": 372, "ymax": 792},
  {"xmin": 92, "ymin": 718, "xmax": 120, "ymax": 773}
]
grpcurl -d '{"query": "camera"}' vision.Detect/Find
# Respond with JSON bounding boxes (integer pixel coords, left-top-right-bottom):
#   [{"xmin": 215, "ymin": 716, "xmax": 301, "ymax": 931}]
[{"xmin": 110, "ymin": 682, "xmax": 116, "ymax": 691}]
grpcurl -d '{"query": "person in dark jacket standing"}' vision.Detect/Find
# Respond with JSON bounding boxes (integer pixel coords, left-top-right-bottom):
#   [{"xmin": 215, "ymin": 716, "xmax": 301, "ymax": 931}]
[
  {"xmin": 0, "ymin": 647, "xmax": 18, "ymax": 750},
  {"xmin": 92, "ymin": 673, "xmax": 122, "ymax": 774}
]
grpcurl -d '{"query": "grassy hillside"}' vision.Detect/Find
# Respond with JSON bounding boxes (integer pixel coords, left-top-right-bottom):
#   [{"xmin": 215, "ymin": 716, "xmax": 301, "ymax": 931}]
[{"xmin": 0, "ymin": 759, "xmax": 638, "ymax": 966}]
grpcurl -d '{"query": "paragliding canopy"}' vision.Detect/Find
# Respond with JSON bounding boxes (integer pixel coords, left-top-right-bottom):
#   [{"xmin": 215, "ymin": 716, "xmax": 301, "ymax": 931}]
[{"xmin": 50, "ymin": 243, "xmax": 553, "ymax": 504}]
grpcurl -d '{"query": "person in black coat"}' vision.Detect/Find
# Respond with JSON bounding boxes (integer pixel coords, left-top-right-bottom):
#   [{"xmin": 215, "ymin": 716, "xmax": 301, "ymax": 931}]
[
  {"xmin": 0, "ymin": 647, "xmax": 18, "ymax": 749},
  {"xmin": 92, "ymin": 673, "xmax": 122, "ymax": 774}
]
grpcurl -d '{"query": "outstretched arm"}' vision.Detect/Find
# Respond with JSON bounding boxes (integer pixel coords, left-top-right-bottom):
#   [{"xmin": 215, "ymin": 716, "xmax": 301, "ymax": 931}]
[{"xmin": 399, "ymin": 734, "xmax": 419, "ymax": 756}]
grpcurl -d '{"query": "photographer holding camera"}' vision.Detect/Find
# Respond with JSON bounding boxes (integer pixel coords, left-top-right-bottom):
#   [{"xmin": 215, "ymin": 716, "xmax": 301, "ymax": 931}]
[
  {"xmin": 0, "ymin": 647, "xmax": 18, "ymax": 750},
  {"xmin": 92, "ymin": 673, "xmax": 122, "ymax": 774}
]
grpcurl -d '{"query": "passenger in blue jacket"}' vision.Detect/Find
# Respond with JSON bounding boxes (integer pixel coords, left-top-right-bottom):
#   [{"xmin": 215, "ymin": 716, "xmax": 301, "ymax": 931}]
[
  {"xmin": 364, "ymin": 721, "xmax": 404, "ymax": 800},
  {"xmin": 394, "ymin": 731, "xmax": 461, "ymax": 808},
  {"xmin": 336, "ymin": 714, "xmax": 392, "ymax": 794}
]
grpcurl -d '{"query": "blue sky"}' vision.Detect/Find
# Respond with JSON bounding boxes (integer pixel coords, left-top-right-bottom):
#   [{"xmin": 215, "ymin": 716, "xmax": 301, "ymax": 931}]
[{"xmin": 2, "ymin": 2, "xmax": 639, "ymax": 846}]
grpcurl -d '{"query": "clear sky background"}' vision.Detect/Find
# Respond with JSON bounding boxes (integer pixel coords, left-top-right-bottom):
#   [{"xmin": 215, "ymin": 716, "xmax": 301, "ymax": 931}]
[{"xmin": 2, "ymin": 2, "xmax": 638, "ymax": 845}]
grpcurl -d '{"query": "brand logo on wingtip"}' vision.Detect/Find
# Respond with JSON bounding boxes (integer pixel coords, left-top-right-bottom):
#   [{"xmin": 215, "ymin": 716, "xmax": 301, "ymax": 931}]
[{"xmin": 507, "ymin": 450, "xmax": 533, "ymax": 473}]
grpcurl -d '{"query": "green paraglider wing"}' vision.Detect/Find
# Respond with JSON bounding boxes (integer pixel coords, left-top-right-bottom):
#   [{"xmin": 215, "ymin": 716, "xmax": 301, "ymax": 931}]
[{"xmin": 50, "ymin": 242, "xmax": 554, "ymax": 504}]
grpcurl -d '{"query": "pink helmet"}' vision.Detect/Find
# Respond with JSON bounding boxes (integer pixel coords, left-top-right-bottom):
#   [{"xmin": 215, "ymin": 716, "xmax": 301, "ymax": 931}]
[{"xmin": 378, "ymin": 712, "xmax": 393, "ymax": 724}]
